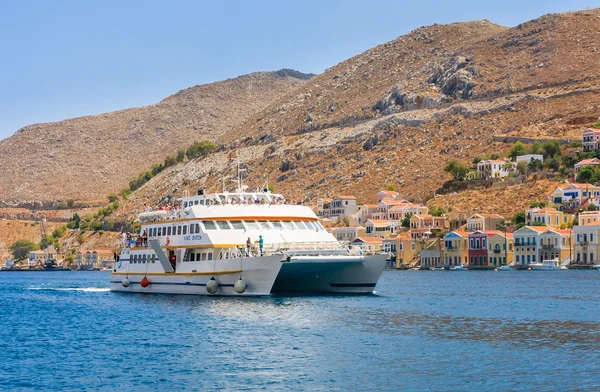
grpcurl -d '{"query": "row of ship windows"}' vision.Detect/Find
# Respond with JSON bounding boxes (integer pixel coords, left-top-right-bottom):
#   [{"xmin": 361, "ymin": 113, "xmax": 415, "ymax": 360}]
[
  {"xmin": 131, "ymin": 254, "xmax": 156, "ymax": 264},
  {"xmin": 144, "ymin": 220, "xmax": 325, "ymax": 237}
]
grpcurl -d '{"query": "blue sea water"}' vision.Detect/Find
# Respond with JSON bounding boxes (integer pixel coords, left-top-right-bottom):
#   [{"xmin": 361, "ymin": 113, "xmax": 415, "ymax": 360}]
[{"xmin": 0, "ymin": 270, "xmax": 599, "ymax": 391}]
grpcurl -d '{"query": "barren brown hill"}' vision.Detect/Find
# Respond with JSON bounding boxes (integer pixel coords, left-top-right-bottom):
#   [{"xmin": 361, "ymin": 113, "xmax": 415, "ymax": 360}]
[
  {"xmin": 0, "ymin": 70, "xmax": 312, "ymax": 205},
  {"xmin": 0, "ymin": 219, "xmax": 61, "ymax": 263},
  {"xmin": 114, "ymin": 9, "xmax": 600, "ymax": 220}
]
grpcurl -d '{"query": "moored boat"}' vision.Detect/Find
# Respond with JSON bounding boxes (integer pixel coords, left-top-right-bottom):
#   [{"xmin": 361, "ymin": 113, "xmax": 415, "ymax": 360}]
[{"xmin": 529, "ymin": 258, "xmax": 567, "ymax": 270}]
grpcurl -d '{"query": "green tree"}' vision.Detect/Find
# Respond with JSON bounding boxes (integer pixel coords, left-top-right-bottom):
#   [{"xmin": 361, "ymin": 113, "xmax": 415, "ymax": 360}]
[
  {"xmin": 401, "ymin": 214, "xmax": 411, "ymax": 228},
  {"xmin": 387, "ymin": 184, "xmax": 397, "ymax": 192},
  {"xmin": 516, "ymin": 161, "xmax": 528, "ymax": 175},
  {"xmin": 176, "ymin": 149, "xmax": 185, "ymax": 162},
  {"xmin": 10, "ymin": 239, "xmax": 38, "ymax": 261},
  {"xmin": 511, "ymin": 211, "xmax": 526, "ymax": 226},
  {"xmin": 267, "ymin": 184, "xmax": 275, "ymax": 193},
  {"xmin": 444, "ymin": 160, "xmax": 469, "ymax": 181},
  {"xmin": 529, "ymin": 141, "xmax": 543, "ymax": 155},
  {"xmin": 508, "ymin": 141, "xmax": 527, "ymax": 159},
  {"xmin": 66, "ymin": 199, "xmax": 75, "ymax": 208},
  {"xmin": 489, "ymin": 153, "xmax": 500, "ymax": 160},
  {"xmin": 577, "ymin": 165, "xmax": 596, "ymax": 183},
  {"xmin": 532, "ymin": 221, "xmax": 546, "ymax": 226},
  {"xmin": 120, "ymin": 187, "xmax": 132, "ymax": 199},
  {"xmin": 472, "ymin": 156, "xmax": 482, "ymax": 164},
  {"xmin": 528, "ymin": 158, "xmax": 543, "ymax": 172},
  {"xmin": 164, "ymin": 155, "xmax": 177, "ymax": 168},
  {"xmin": 107, "ymin": 194, "xmax": 118, "ymax": 203},
  {"xmin": 529, "ymin": 201, "xmax": 546, "ymax": 208},
  {"xmin": 588, "ymin": 203, "xmax": 598, "ymax": 211},
  {"xmin": 428, "ymin": 206, "xmax": 445, "ymax": 217},
  {"xmin": 542, "ymin": 140, "xmax": 561, "ymax": 158}
]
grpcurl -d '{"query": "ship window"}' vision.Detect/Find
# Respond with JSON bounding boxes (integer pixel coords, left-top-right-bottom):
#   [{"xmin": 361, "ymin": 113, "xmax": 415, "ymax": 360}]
[
  {"xmin": 151, "ymin": 254, "xmax": 156, "ymax": 263},
  {"xmin": 217, "ymin": 221, "xmax": 231, "ymax": 230},
  {"xmin": 231, "ymin": 220, "xmax": 245, "ymax": 230},
  {"xmin": 272, "ymin": 222, "xmax": 283, "ymax": 230},
  {"xmin": 203, "ymin": 221, "xmax": 217, "ymax": 230},
  {"xmin": 283, "ymin": 221, "xmax": 295, "ymax": 230},
  {"xmin": 167, "ymin": 227, "xmax": 172, "ymax": 236},
  {"xmin": 142, "ymin": 254, "xmax": 147, "ymax": 264},
  {"xmin": 182, "ymin": 225, "xmax": 187, "ymax": 235},
  {"xmin": 305, "ymin": 221, "xmax": 316, "ymax": 230},
  {"xmin": 296, "ymin": 221, "xmax": 309, "ymax": 230},
  {"xmin": 195, "ymin": 200, "xmax": 199, "ymax": 205},
  {"xmin": 132, "ymin": 255, "xmax": 136, "ymax": 263},
  {"xmin": 152, "ymin": 227, "xmax": 157, "ymax": 237},
  {"xmin": 245, "ymin": 221, "xmax": 259, "ymax": 230},
  {"xmin": 207, "ymin": 253, "xmax": 213, "ymax": 261},
  {"xmin": 184, "ymin": 202, "xmax": 188, "ymax": 208},
  {"xmin": 315, "ymin": 222, "xmax": 325, "ymax": 230},
  {"xmin": 258, "ymin": 221, "xmax": 271, "ymax": 230},
  {"xmin": 177, "ymin": 226, "xmax": 182, "ymax": 235},
  {"xmin": 201, "ymin": 253, "xmax": 207, "ymax": 261}
]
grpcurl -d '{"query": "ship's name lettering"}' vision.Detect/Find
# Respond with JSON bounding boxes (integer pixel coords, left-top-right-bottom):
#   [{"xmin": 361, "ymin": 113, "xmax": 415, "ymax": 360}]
[{"xmin": 184, "ymin": 235, "xmax": 203, "ymax": 241}]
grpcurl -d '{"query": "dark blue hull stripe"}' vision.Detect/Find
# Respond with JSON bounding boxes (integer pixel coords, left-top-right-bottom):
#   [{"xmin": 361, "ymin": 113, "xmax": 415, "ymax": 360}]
[
  {"xmin": 110, "ymin": 280, "xmax": 235, "ymax": 287},
  {"xmin": 329, "ymin": 283, "xmax": 377, "ymax": 288}
]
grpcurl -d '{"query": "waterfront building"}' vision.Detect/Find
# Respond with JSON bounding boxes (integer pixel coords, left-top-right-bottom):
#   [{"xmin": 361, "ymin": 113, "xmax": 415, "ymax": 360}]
[
  {"xmin": 466, "ymin": 213, "xmax": 505, "ymax": 232},
  {"xmin": 395, "ymin": 235, "xmax": 419, "ymax": 267},
  {"xmin": 28, "ymin": 249, "xmax": 57, "ymax": 266},
  {"xmin": 371, "ymin": 199, "xmax": 410, "ymax": 220},
  {"xmin": 582, "ymin": 128, "xmax": 600, "ymax": 151},
  {"xmin": 329, "ymin": 226, "xmax": 366, "ymax": 242},
  {"xmin": 420, "ymin": 247, "xmax": 442, "ymax": 268},
  {"xmin": 352, "ymin": 204, "xmax": 377, "ymax": 224},
  {"xmin": 538, "ymin": 229, "xmax": 572, "ymax": 263},
  {"xmin": 468, "ymin": 231, "xmax": 491, "ymax": 268},
  {"xmin": 87, "ymin": 250, "xmax": 115, "ymax": 268},
  {"xmin": 443, "ymin": 230, "xmax": 469, "ymax": 267},
  {"xmin": 488, "ymin": 232, "xmax": 514, "ymax": 266},
  {"xmin": 573, "ymin": 223, "xmax": 600, "ymax": 267},
  {"xmin": 574, "ymin": 158, "xmax": 600, "ymax": 172},
  {"xmin": 526, "ymin": 207, "xmax": 573, "ymax": 228}
]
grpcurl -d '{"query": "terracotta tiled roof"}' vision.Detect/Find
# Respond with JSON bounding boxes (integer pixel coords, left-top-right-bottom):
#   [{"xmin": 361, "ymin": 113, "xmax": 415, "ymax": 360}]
[
  {"xmin": 364, "ymin": 204, "xmax": 378, "ymax": 208},
  {"xmin": 576, "ymin": 158, "xmax": 600, "ymax": 166},
  {"xmin": 337, "ymin": 195, "xmax": 356, "ymax": 199},
  {"xmin": 354, "ymin": 237, "xmax": 383, "ymax": 243},
  {"xmin": 367, "ymin": 219, "xmax": 391, "ymax": 226}
]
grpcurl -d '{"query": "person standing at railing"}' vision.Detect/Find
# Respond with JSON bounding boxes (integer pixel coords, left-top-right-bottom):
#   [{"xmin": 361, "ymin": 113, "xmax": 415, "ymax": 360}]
[
  {"xmin": 246, "ymin": 237, "xmax": 252, "ymax": 257},
  {"xmin": 259, "ymin": 235, "xmax": 264, "ymax": 256}
]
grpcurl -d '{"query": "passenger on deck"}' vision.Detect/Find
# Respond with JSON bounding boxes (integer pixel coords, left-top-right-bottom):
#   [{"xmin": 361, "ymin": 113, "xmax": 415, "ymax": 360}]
[
  {"xmin": 259, "ymin": 235, "xmax": 264, "ymax": 256},
  {"xmin": 246, "ymin": 237, "xmax": 252, "ymax": 256}
]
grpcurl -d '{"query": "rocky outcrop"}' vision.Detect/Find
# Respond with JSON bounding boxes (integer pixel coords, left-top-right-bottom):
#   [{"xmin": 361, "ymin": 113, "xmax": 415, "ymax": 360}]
[{"xmin": 428, "ymin": 56, "xmax": 479, "ymax": 98}]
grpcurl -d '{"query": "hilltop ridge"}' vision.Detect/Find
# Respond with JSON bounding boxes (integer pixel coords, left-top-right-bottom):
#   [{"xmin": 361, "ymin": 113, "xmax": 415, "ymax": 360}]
[
  {"xmin": 0, "ymin": 70, "xmax": 312, "ymax": 204},
  {"xmin": 116, "ymin": 9, "xmax": 600, "ymax": 216}
]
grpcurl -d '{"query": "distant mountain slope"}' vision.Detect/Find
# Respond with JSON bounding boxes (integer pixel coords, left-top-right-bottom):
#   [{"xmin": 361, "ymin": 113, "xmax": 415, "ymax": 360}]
[
  {"xmin": 118, "ymin": 9, "xmax": 600, "ymax": 215},
  {"xmin": 0, "ymin": 70, "xmax": 313, "ymax": 204}
]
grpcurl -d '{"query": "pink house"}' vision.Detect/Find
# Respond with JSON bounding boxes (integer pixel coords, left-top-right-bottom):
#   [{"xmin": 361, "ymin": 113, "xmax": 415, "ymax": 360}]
[{"xmin": 582, "ymin": 128, "xmax": 600, "ymax": 151}]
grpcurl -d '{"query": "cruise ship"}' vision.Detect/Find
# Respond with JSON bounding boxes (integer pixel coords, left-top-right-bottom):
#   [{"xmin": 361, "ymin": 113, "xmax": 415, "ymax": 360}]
[{"xmin": 110, "ymin": 189, "xmax": 388, "ymax": 296}]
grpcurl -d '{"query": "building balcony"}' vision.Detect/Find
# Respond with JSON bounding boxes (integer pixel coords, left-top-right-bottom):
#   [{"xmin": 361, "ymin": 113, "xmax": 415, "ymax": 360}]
[
  {"xmin": 493, "ymin": 249, "xmax": 501, "ymax": 253},
  {"xmin": 579, "ymin": 241, "xmax": 589, "ymax": 246},
  {"xmin": 541, "ymin": 244, "xmax": 557, "ymax": 249}
]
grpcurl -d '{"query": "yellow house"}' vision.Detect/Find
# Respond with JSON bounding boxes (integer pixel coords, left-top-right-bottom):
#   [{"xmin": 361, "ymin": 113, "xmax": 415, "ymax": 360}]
[
  {"xmin": 442, "ymin": 230, "xmax": 469, "ymax": 267},
  {"xmin": 526, "ymin": 207, "xmax": 573, "ymax": 228},
  {"xmin": 573, "ymin": 223, "xmax": 600, "ymax": 266},
  {"xmin": 488, "ymin": 232, "xmax": 514, "ymax": 266},
  {"xmin": 396, "ymin": 235, "xmax": 419, "ymax": 267},
  {"xmin": 538, "ymin": 228, "xmax": 572, "ymax": 263}
]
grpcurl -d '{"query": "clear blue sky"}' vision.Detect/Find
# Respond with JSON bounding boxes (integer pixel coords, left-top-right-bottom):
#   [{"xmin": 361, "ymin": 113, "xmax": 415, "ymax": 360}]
[{"xmin": 0, "ymin": 0, "xmax": 597, "ymax": 140}]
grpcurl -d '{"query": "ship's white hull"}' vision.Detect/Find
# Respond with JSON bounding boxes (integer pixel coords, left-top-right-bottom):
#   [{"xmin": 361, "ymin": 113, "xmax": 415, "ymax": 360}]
[
  {"xmin": 271, "ymin": 254, "xmax": 388, "ymax": 294},
  {"xmin": 110, "ymin": 255, "xmax": 284, "ymax": 296}
]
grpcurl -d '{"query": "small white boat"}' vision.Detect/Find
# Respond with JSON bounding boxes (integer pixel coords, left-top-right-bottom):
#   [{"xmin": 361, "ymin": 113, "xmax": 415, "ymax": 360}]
[
  {"xmin": 497, "ymin": 265, "xmax": 512, "ymax": 271},
  {"xmin": 529, "ymin": 258, "xmax": 567, "ymax": 271},
  {"xmin": 448, "ymin": 265, "xmax": 465, "ymax": 271},
  {"xmin": 593, "ymin": 265, "xmax": 600, "ymax": 271}
]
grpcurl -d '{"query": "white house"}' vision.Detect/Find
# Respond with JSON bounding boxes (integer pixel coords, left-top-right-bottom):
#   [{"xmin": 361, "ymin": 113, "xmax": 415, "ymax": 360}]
[
  {"xmin": 329, "ymin": 195, "xmax": 359, "ymax": 221},
  {"xmin": 476, "ymin": 159, "xmax": 512, "ymax": 179}
]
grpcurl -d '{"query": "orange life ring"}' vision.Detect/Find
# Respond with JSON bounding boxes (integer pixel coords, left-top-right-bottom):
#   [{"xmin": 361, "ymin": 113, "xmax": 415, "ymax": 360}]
[{"xmin": 166, "ymin": 236, "xmax": 171, "ymax": 245}]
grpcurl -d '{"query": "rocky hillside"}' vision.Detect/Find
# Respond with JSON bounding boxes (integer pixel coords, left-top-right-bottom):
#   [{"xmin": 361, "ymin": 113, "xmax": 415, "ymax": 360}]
[
  {"xmin": 0, "ymin": 219, "xmax": 61, "ymax": 263},
  {"xmin": 117, "ymin": 9, "xmax": 600, "ymax": 214},
  {"xmin": 0, "ymin": 70, "xmax": 313, "ymax": 205}
]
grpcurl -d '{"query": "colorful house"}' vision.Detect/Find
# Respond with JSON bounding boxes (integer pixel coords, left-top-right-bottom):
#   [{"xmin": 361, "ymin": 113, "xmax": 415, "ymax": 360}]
[
  {"xmin": 538, "ymin": 228, "xmax": 572, "ymax": 263},
  {"xmin": 573, "ymin": 223, "xmax": 600, "ymax": 267},
  {"xmin": 447, "ymin": 211, "xmax": 469, "ymax": 230},
  {"xmin": 549, "ymin": 182, "xmax": 600, "ymax": 208},
  {"xmin": 526, "ymin": 207, "xmax": 573, "ymax": 228},
  {"xmin": 351, "ymin": 237, "xmax": 383, "ymax": 253},
  {"xmin": 443, "ymin": 230, "xmax": 469, "ymax": 267},
  {"xmin": 409, "ymin": 214, "xmax": 447, "ymax": 238},
  {"xmin": 467, "ymin": 231, "xmax": 491, "ymax": 269},
  {"xmin": 582, "ymin": 128, "xmax": 600, "ymax": 151},
  {"xmin": 466, "ymin": 213, "xmax": 505, "ymax": 232},
  {"xmin": 420, "ymin": 247, "xmax": 443, "ymax": 269},
  {"xmin": 488, "ymin": 232, "xmax": 514, "ymax": 267},
  {"xmin": 476, "ymin": 159, "xmax": 512, "ymax": 179},
  {"xmin": 388, "ymin": 203, "xmax": 428, "ymax": 221},
  {"xmin": 329, "ymin": 226, "xmax": 366, "ymax": 242},
  {"xmin": 396, "ymin": 235, "xmax": 419, "ymax": 267},
  {"xmin": 574, "ymin": 158, "xmax": 600, "ymax": 172},
  {"xmin": 513, "ymin": 226, "xmax": 548, "ymax": 267}
]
